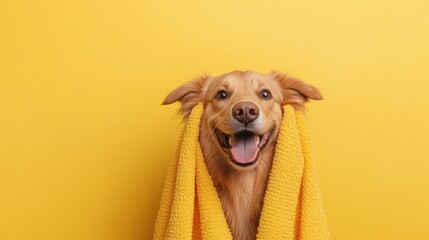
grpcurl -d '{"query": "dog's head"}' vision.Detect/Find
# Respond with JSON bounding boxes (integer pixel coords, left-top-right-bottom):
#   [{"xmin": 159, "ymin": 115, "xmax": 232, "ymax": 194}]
[{"xmin": 163, "ymin": 70, "xmax": 322, "ymax": 170}]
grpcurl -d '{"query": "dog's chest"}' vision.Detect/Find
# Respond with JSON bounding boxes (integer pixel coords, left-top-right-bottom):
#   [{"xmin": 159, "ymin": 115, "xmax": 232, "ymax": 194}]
[{"xmin": 217, "ymin": 175, "xmax": 264, "ymax": 240}]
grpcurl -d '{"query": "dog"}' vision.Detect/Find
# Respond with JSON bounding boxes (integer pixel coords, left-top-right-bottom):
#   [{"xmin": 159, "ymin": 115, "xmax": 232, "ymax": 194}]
[{"xmin": 163, "ymin": 70, "xmax": 322, "ymax": 240}]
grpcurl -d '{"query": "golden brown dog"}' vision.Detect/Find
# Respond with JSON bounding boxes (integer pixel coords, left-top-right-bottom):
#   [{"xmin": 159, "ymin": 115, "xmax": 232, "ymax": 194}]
[{"xmin": 163, "ymin": 70, "xmax": 322, "ymax": 240}]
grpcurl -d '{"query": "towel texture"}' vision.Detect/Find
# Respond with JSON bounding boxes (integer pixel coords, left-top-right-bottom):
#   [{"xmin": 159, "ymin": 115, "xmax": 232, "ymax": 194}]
[{"xmin": 154, "ymin": 103, "xmax": 329, "ymax": 240}]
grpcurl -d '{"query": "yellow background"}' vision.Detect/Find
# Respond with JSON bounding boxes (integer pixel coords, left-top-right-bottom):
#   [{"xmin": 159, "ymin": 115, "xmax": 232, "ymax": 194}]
[{"xmin": 1, "ymin": 0, "xmax": 428, "ymax": 239}]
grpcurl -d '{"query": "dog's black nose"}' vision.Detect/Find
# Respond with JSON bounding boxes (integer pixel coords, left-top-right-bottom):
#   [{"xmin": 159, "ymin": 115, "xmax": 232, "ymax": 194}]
[{"xmin": 232, "ymin": 101, "xmax": 259, "ymax": 124}]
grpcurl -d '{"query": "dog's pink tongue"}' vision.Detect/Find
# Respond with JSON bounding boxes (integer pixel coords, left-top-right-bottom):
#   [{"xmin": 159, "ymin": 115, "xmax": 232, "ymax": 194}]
[{"xmin": 230, "ymin": 134, "xmax": 259, "ymax": 164}]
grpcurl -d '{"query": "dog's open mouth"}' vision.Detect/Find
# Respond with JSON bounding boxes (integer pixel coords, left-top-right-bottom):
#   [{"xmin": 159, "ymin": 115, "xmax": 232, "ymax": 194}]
[{"xmin": 215, "ymin": 128, "xmax": 274, "ymax": 167}]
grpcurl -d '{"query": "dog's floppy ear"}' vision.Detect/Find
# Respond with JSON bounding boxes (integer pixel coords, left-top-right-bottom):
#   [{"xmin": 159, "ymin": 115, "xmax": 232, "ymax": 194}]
[
  {"xmin": 162, "ymin": 75, "xmax": 209, "ymax": 118},
  {"xmin": 273, "ymin": 72, "xmax": 323, "ymax": 110}
]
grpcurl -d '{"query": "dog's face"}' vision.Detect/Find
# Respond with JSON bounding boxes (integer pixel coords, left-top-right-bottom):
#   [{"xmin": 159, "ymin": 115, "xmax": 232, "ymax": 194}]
[
  {"xmin": 201, "ymin": 71, "xmax": 283, "ymax": 168},
  {"xmin": 163, "ymin": 70, "xmax": 322, "ymax": 170}
]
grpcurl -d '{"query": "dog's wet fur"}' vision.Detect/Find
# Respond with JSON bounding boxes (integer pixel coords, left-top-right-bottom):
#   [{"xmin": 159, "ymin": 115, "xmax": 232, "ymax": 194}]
[{"xmin": 163, "ymin": 70, "xmax": 322, "ymax": 240}]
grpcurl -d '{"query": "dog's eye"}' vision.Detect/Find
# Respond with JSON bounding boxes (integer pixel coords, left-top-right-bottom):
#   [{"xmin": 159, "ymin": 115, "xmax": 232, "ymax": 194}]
[
  {"xmin": 216, "ymin": 90, "xmax": 228, "ymax": 100},
  {"xmin": 260, "ymin": 89, "xmax": 272, "ymax": 100}
]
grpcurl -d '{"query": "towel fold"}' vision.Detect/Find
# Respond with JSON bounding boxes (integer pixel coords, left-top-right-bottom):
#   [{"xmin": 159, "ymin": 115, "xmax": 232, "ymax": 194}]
[{"xmin": 154, "ymin": 103, "xmax": 329, "ymax": 240}]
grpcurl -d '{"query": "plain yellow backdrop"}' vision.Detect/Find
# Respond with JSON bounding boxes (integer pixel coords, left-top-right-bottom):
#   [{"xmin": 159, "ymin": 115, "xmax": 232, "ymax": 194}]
[{"xmin": 1, "ymin": 0, "xmax": 429, "ymax": 239}]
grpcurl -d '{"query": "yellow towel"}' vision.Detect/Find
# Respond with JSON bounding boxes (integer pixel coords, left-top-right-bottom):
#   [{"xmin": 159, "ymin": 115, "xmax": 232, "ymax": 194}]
[{"xmin": 154, "ymin": 103, "xmax": 329, "ymax": 240}]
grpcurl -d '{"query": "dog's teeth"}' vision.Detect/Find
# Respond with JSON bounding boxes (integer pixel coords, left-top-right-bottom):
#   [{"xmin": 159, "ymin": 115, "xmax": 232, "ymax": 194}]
[
  {"xmin": 256, "ymin": 135, "xmax": 260, "ymax": 145},
  {"xmin": 228, "ymin": 135, "xmax": 233, "ymax": 147}
]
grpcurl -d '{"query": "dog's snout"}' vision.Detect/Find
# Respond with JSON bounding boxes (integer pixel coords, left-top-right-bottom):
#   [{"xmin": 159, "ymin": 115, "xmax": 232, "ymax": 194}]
[{"xmin": 232, "ymin": 102, "xmax": 259, "ymax": 124}]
